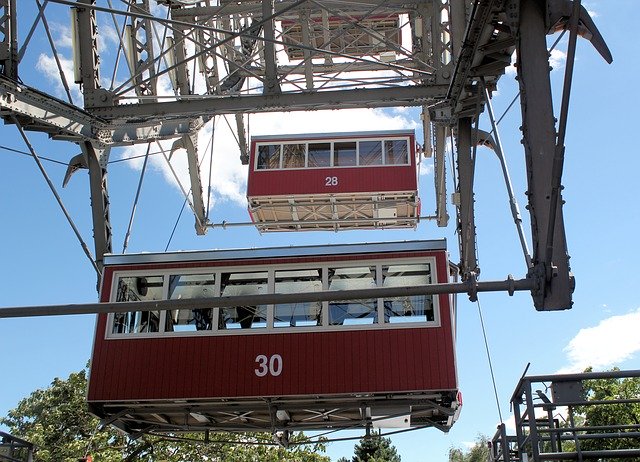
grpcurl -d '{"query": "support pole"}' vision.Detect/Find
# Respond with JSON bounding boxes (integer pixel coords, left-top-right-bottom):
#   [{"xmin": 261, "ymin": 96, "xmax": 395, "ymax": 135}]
[
  {"xmin": 456, "ymin": 116, "xmax": 479, "ymax": 280},
  {"xmin": 0, "ymin": 0, "xmax": 18, "ymax": 79},
  {"xmin": 0, "ymin": 276, "xmax": 536, "ymax": 318},
  {"xmin": 83, "ymin": 142, "xmax": 112, "ymax": 277},
  {"xmin": 516, "ymin": 0, "xmax": 573, "ymax": 310}
]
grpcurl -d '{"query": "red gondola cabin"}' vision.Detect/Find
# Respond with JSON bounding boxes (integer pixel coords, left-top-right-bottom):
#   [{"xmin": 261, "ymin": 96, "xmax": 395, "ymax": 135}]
[
  {"xmin": 246, "ymin": 130, "xmax": 421, "ymax": 231},
  {"xmin": 88, "ymin": 240, "xmax": 460, "ymax": 434}
]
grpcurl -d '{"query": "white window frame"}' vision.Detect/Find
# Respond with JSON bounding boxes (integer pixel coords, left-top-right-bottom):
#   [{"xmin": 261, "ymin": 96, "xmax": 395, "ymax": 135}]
[{"xmin": 105, "ymin": 256, "xmax": 440, "ymax": 339}]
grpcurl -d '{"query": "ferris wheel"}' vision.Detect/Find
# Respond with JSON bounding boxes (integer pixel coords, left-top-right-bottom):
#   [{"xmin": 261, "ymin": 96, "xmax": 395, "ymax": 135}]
[{"xmin": 0, "ymin": 0, "xmax": 612, "ymax": 442}]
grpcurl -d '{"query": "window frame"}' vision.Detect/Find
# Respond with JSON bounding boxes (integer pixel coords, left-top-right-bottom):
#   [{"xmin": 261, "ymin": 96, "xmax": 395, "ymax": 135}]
[
  {"xmin": 253, "ymin": 135, "xmax": 412, "ymax": 171},
  {"xmin": 105, "ymin": 256, "xmax": 440, "ymax": 339}
]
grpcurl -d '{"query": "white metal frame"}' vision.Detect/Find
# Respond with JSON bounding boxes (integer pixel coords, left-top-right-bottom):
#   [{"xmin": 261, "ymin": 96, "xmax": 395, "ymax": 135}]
[
  {"xmin": 253, "ymin": 134, "xmax": 413, "ymax": 171},
  {"xmin": 105, "ymin": 255, "xmax": 442, "ymax": 339}
]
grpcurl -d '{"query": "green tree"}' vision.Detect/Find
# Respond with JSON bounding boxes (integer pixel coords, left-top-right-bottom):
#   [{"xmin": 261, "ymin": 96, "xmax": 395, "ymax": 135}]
[
  {"xmin": 574, "ymin": 368, "xmax": 640, "ymax": 459},
  {"xmin": 351, "ymin": 431, "xmax": 401, "ymax": 462},
  {"xmin": 1, "ymin": 368, "xmax": 329, "ymax": 462},
  {"xmin": 448, "ymin": 435, "xmax": 490, "ymax": 462}
]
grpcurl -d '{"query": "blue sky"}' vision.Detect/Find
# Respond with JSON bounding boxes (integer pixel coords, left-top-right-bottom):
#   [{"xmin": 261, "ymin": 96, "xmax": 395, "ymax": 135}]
[{"xmin": 1, "ymin": 1, "xmax": 639, "ymax": 461}]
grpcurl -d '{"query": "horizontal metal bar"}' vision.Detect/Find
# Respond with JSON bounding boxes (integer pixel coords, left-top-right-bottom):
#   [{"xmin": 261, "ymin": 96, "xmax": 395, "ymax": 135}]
[
  {"xmin": 89, "ymin": 84, "xmax": 448, "ymax": 120},
  {"xmin": 541, "ymin": 424, "xmax": 640, "ymax": 433},
  {"xmin": 0, "ymin": 277, "xmax": 535, "ymax": 318},
  {"xmin": 532, "ymin": 398, "xmax": 640, "ymax": 408},
  {"xmin": 511, "ymin": 370, "xmax": 640, "ymax": 403},
  {"xmin": 540, "ymin": 449, "xmax": 640, "ymax": 460}
]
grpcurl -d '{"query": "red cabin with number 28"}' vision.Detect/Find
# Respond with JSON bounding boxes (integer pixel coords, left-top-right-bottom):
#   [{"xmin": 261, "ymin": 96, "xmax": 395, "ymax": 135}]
[
  {"xmin": 88, "ymin": 240, "xmax": 460, "ymax": 435},
  {"xmin": 246, "ymin": 130, "xmax": 421, "ymax": 232}
]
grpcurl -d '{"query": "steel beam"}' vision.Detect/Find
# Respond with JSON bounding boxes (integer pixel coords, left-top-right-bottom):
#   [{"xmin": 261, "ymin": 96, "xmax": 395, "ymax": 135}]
[
  {"xmin": 261, "ymin": 0, "xmax": 281, "ymax": 94},
  {"xmin": 434, "ymin": 124, "xmax": 448, "ymax": 227},
  {"xmin": 126, "ymin": 0, "xmax": 157, "ymax": 100},
  {"xmin": 516, "ymin": 0, "xmax": 573, "ymax": 310},
  {"xmin": 0, "ymin": 76, "xmax": 207, "ymax": 145},
  {"xmin": 0, "ymin": 0, "xmax": 18, "ymax": 79},
  {"xmin": 455, "ymin": 117, "xmax": 479, "ymax": 280},
  {"xmin": 89, "ymin": 84, "xmax": 448, "ymax": 120},
  {"xmin": 74, "ymin": 0, "xmax": 106, "ymax": 108},
  {"xmin": 0, "ymin": 276, "xmax": 535, "ymax": 318},
  {"xmin": 83, "ymin": 142, "xmax": 112, "ymax": 276}
]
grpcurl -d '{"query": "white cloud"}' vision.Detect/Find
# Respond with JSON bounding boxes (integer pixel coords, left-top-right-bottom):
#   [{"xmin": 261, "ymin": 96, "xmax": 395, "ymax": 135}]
[
  {"xmin": 549, "ymin": 49, "xmax": 567, "ymax": 71},
  {"xmin": 36, "ymin": 53, "xmax": 82, "ymax": 104},
  {"xmin": 49, "ymin": 22, "xmax": 73, "ymax": 49},
  {"xmin": 558, "ymin": 308, "xmax": 640, "ymax": 373}
]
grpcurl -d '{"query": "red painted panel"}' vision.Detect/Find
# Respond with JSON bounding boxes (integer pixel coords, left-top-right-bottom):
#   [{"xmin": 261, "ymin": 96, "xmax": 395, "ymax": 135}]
[
  {"xmin": 247, "ymin": 165, "xmax": 417, "ymax": 197},
  {"xmin": 88, "ymin": 325, "xmax": 456, "ymax": 403},
  {"xmin": 247, "ymin": 133, "xmax": 417, "ymax": 198}
]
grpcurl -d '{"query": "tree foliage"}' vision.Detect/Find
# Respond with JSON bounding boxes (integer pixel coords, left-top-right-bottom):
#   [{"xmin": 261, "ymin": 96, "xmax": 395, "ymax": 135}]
[
  {"xmin": 574, "ymin": 368, "xmax": 640, "ymax": 459},
  {"xmin": 1, "ymin": 368, "xmax": 328, "ymax": 462},
  {"xmin": 448, "ymin": 435, "xmax": 490, "ymax": 462},
  {"xmin": 351, "ymin": 431, "xmax": 401, "ymax": 462}
]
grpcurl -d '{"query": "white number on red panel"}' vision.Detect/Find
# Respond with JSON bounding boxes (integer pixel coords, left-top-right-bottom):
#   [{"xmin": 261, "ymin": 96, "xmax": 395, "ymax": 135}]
[
  {"xmin": 325, "ymin": 176, "xmax": 338, "ymax": 186},
  {"xmin": 254, "ymin": 354, "xmax": 283, "ymax": 377}
]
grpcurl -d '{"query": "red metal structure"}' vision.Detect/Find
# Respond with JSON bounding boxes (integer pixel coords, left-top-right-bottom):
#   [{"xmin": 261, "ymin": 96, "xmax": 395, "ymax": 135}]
[
  {"xmin": 88, "ymin": 240, "xmax": 460, "ymax": 434},
  {"xmin": 246, "ymin": 130, "xmax": 421, "ymax": 231}
]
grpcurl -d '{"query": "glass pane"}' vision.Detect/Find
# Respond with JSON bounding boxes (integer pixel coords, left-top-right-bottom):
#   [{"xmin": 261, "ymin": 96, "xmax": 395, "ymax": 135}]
[
  {"xmin": 308, "ymin": 143, "xmax": 331, "ymax": 167},
  {"xmin": 274, "ymin": 269, "xmax": 323, "ymax": 328},
  {"xmin": 165, "ymin": 274, "xmax": 215, "ymax": 332},
  {"xmin": 257, "ymin": 144, "xmax": 281, "ymax": 169},
  {"xmin": 384, "ymin": 139, "xmax": 409, "ymax": 165},
  {"xmin": 382, "ymin": 263, "xmax": 434, "ymax": 323},
  {"xmin": 219, "ymin": 271, "xmax": 268, "ymax": 329},
  {"xmin": 359, "ymin": 140, "xmax": 383, "ymax": 166},
  {"xmin": 282, "ymin": 143, "xmax": 306, "ymax": 168},
  {"xmin": 334, "ymin": 141, "xmax": 357, "ymax": 166},
  {"xmin": 112, "ymin": 275, "xmax": 163, "ymax": 334},
  {"xmin": 328, "ymin": 266, "xmax": 377, "ymax": 325}
]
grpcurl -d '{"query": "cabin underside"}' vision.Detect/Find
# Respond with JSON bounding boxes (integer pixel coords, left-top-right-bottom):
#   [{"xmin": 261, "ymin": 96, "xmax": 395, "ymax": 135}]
[
  {"xmin": 248, "ymin": 192, "xmax": 419, "ymax": 232},
  {"xmin": 89, "ymin": 389, "xmax": 460, "ymax": 435}
]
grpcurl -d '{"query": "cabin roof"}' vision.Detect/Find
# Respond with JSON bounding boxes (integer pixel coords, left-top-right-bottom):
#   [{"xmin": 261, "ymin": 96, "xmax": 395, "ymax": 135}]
[{"xmin": 104, "ymin": 239, "xmax": 447, "ymax": 266}]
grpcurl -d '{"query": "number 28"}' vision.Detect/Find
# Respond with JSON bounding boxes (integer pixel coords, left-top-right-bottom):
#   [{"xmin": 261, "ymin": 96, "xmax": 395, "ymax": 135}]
[{"xmin": 325, "ymin": 176, "xmax": 338, "ymax": 186}]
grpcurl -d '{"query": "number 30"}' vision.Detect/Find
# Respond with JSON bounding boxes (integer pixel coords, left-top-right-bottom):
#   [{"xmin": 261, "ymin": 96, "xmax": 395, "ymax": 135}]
[{"xmin": 255, "ymin": 354, "xmax": 283, "ymax": 377}]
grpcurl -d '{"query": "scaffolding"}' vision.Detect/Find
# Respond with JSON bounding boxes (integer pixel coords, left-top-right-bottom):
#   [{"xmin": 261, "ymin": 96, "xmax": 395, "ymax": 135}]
[{"xmin": 491, "ymin": 369, "xmax": 640, "ymax": 462}]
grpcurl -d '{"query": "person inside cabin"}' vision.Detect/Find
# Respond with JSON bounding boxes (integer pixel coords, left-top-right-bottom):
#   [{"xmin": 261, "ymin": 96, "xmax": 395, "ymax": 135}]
[{"xmin": 192, "ymin": 308, "xmax": 212, "ymax": 330}]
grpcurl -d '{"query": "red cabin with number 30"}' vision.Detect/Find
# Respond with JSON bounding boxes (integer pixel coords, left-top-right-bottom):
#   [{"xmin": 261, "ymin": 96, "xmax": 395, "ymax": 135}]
[{"xmin": 88, "ymin": 240, "xmax": 460, "ymax": 435}]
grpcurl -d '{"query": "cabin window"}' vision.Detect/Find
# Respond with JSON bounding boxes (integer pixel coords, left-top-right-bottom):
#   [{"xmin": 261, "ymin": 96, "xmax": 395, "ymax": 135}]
[
  {"xmin": 382, "ymin": 263, "xmax": 435, "ymax": 323},
  {"xmin": 257, "ymin": 144, "xmax": 281, "ymax": 169},
  {"xmin": 274, "ymin": 269, "xmax": 323, "ymax": 328},
  {"xmin": 328, "ymin": 266, "xmax": 377, "ymax": 325},
  {"xmin": 333, "ymin": 141, "xmax": 357, "ymax": 166},
  {"xmin": 254, "ymin": 136, "xmax": 412, "ymax": 170},
  {"xmin": 219, "ymin": 271, "xmax": 268, "ymax": 329},
  {"xmin": 165, "ymin": 274, "xmax": 215, "ymax": 332},
  {"xmin": 359, "ymin": 140, "xmax": 383, "ymax": 166},
  {"xmin": 282, "ymin": 143, "xmax": 306, "ymax": 168},
  {"xmin": 308, "ymin": 143, "xmax": 331, "ymax": 167},
  {"xmin": 112, "ymin": 275, "xmax": 163, "ymax": 334},
  {"xmin": 384, "ymin": 139, "xmax": 409, "ymax": 165}
]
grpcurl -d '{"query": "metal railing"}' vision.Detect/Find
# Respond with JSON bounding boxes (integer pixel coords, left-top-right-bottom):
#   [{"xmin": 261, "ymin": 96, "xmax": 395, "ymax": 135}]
[{"xmin": 491, "ymin": 370, "xmax": 640, "ymax": 462}]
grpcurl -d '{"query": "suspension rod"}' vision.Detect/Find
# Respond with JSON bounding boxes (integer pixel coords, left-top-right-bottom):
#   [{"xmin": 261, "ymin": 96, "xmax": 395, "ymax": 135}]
[{"xmin": 0, "ymin": 276, "xmax": 536, "ymax": 318}]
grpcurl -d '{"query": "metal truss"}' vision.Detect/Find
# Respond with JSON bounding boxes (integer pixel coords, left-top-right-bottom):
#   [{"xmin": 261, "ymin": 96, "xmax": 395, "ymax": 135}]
[
  {"xmin": 0, "ymin": 0, "xmax": 612, "ymax": 310},
  {"xmin": 492, "ymin": 369, "xmax": 640, "ymax": 462},
  {"xmin": 89, "ymin": 390, "xmax": 460, "ymax": 435},
  {"xmin": 0, "ymin": 431, "xmax": 34, "ymax": 462}
]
